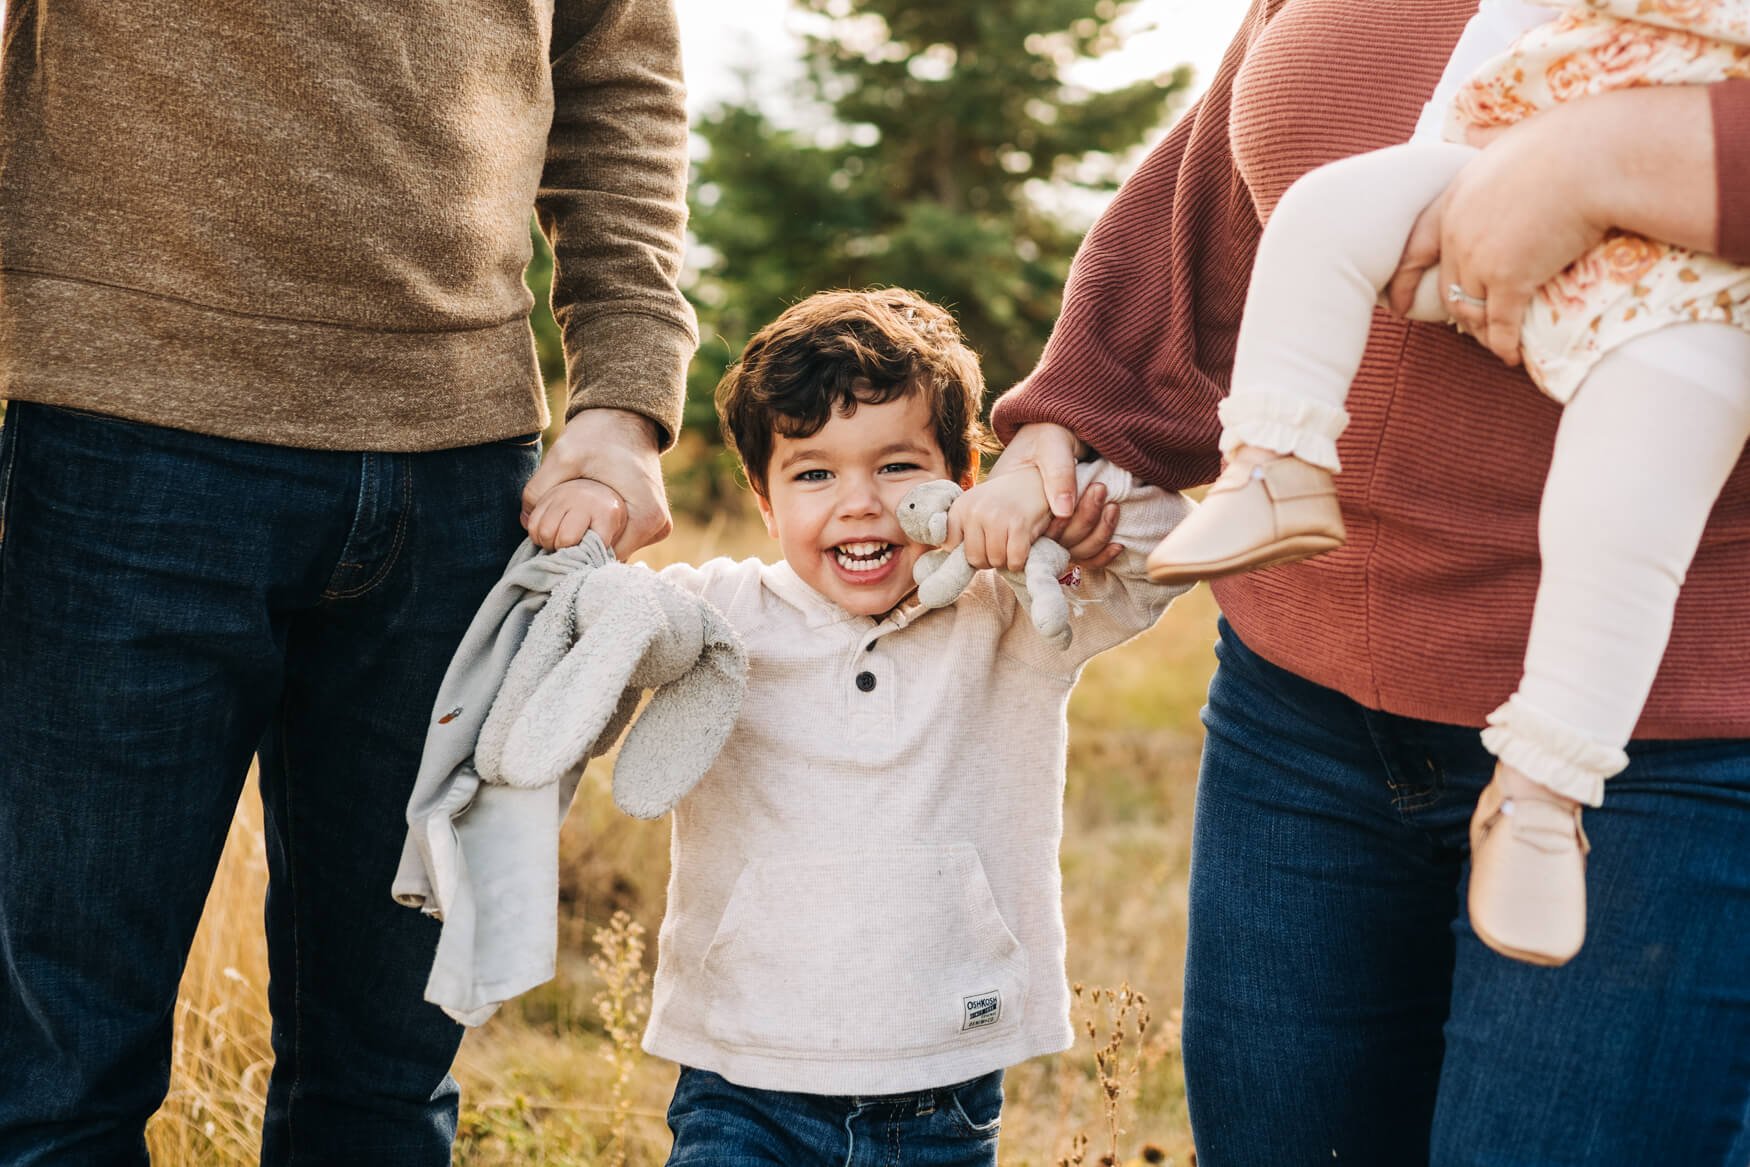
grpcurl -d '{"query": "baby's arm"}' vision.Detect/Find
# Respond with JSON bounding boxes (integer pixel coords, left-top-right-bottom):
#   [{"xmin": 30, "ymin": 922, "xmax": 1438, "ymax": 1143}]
[{"xmin": 524, "ymin": 478, "xmax": 629, "ymax": 552}]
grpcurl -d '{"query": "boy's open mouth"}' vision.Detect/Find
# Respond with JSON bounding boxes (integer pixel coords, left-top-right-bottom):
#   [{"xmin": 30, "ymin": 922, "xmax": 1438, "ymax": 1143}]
[{"xmin": 833, "ymin": 541, "xmax": 896, "ymax": 573}]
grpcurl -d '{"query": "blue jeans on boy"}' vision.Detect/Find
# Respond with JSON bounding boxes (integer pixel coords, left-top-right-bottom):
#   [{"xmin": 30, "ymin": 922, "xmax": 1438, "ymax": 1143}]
[
  {"xmin": 0, "ymin": 403, "xmax": 540, "ymax": 1166},
  {"xmin": 1183, "ymin": 618, "xmax": 1750, "ymax": 1167},
  {"xmin": 665, "ymin": 1067, "xmax": 1004, "ymax": 1167}
]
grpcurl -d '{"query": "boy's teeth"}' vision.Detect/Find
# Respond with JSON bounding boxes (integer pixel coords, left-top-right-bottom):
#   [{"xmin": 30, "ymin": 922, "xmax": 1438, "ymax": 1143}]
[{"xmin": 834, "ymin": 542, "xmax": 894, "ymax": 572}]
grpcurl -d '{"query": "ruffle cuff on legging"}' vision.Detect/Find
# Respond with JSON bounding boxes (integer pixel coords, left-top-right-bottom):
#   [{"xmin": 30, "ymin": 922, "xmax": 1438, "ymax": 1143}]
[
  {"xmin": 1479, "ymin": 694, "xmax": 1627, "ymax": 808},
  {"xmin": 1217, "ymin": 390, "xmax": 1350, "ymax": 472}
]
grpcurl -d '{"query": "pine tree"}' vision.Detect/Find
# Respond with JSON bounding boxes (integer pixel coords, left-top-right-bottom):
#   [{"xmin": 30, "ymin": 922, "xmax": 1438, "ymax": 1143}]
[{"xmin": 685, "ymin": 0, "xmax": 1191, "ymax": 439}]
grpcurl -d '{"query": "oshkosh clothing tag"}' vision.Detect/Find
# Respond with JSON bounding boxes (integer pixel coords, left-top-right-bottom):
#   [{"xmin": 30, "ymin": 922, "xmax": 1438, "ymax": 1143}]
[{"xmin": 961, "ymin": 990, "xmax": 1001, "ymax": 1031}]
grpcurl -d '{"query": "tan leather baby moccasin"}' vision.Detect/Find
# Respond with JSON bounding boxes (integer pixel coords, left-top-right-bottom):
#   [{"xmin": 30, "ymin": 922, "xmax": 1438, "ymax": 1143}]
[
  {"xmin": 1145, "ymin": 455, "xmax": 1344, "ymax": 585},
  {"xmin": 1467, "ymin": 772, "xmax": 1589, "ymax": 967}
]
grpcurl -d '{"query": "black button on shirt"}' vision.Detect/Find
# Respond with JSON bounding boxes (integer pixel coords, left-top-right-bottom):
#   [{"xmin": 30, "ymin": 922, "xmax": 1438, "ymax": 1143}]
[{"xmin": 855, "ymin": 671, "xmax": 877, "ymax": 692}]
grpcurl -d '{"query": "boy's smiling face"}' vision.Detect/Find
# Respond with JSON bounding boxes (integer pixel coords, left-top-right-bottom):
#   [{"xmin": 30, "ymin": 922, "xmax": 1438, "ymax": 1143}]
[{"xmin": 756, "ymin": 392, "xmax": 957, "ymax": 617}]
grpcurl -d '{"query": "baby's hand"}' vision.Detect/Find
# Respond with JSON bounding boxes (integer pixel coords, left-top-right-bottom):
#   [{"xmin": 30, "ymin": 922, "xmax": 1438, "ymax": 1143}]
[
  {"xmin": 947, "ymin": 470, "xmax": 1053, "ymax": 573},
  {"xmin": 524, "ymin": 477, "xmax": 629, "ymax": 552}
]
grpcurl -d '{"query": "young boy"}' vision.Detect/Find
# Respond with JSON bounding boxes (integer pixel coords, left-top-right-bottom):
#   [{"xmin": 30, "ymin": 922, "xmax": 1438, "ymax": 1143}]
[{"xmin": 527, "ymin": 287, "xmax": 1190, "ymax": 1165}]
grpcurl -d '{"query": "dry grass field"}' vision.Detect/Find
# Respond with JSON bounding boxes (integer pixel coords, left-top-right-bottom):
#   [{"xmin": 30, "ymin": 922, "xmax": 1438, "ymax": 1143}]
[{"xmin": 143, "ymin": 506, "xmax": 1222, "ymax": 1167}]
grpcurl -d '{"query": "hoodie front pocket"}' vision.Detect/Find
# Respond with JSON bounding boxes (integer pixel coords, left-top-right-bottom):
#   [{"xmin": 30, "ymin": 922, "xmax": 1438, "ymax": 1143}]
[{"xmin": 701, "ymin": 844, "xmax": 1029, "ymax": 1057}]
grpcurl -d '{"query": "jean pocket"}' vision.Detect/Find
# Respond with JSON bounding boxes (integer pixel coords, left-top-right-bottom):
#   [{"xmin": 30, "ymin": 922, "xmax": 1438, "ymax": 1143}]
[
  {"xmin": 701, "ymin": 845, "xmax": 1031, "ymax": 1057},
  {"xmin": 947, "ymin": 1071, "xmax": 1004, "ymax": 1138}
]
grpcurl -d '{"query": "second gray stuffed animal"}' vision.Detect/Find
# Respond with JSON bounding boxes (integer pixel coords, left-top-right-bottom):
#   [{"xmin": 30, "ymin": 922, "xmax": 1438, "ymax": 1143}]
[{"xmin": 898, "ymin": 479, "xmax": 1074, "ymax": 648}]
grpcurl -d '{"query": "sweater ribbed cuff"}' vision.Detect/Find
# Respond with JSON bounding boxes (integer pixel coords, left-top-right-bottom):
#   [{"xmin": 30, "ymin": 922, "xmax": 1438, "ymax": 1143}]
[
  {"xmin": 992, "ymin": 366, "xmax": 1224, "ymax": 492},
  {"xmin": 1711, "ymin": 80, "xmax": 1750, "ymax": 265},
  {"xmin": 561, "ymin": 310, "xmax": 697, "ymax": 450}
]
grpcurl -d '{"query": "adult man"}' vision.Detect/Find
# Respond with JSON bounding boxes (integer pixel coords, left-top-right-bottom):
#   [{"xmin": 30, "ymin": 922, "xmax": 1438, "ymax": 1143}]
[{"xmin": 0, "ymin": 1, "xmax": 695, "ymax": 1162}]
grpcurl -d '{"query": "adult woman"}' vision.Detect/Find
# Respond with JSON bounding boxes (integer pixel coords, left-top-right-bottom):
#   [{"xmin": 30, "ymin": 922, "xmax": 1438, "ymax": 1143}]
[{"xmin": 968, "ymin": 1, "xmax": 1750, "ymax": 1162}]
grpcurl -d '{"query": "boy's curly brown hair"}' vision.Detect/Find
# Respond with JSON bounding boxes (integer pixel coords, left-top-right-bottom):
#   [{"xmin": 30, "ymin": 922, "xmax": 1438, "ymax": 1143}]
[{"xmin": 715, "ymin": 288, "xmax": 990, "ymax": 497}]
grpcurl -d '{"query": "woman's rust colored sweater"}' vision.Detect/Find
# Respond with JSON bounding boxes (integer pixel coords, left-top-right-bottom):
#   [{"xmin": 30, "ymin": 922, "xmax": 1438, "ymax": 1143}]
[{"xmin": 994, "ymin": 0, "xmax": 1750, "ymax": 736}]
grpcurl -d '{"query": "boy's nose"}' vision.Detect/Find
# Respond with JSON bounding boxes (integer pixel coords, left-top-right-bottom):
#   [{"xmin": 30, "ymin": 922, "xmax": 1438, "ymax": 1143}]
[{"xmin": 836, "ymin": 478, "xmax": 883, "ymax": 517}]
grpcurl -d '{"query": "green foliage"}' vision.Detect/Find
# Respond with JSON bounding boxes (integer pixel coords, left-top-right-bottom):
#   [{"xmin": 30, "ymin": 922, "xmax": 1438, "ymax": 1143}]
[{"xmin": 687, "ymin": 0, "xmax": 1189, "ymax": 444}]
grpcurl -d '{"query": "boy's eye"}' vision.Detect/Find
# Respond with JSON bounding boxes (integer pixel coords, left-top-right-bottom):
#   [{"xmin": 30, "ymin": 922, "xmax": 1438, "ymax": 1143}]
[
  {"xmin": 795, "ymin": 469, "xmax": 831, "ymax": 482},
  {"xmin": 880, "ymin": 462, "xmax": 921, "ymax": 475}
]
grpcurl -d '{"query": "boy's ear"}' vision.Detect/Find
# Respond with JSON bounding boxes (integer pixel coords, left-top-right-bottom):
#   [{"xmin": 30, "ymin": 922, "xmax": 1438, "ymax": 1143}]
[{"xmin": 754, "ymin": 489, "xmax": 779, "ymax": 540}]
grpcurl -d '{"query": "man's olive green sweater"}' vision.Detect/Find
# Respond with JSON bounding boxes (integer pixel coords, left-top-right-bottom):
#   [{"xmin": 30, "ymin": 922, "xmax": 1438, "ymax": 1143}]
[{"xmin": 0, "ymin": 0, "xmax": 697, "ymax": 451}]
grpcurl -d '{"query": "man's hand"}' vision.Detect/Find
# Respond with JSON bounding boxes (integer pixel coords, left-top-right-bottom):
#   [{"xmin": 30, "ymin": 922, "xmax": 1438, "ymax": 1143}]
[{"xmin": 520, "ymin": 407, "xmax": 672, "ymax": 557}]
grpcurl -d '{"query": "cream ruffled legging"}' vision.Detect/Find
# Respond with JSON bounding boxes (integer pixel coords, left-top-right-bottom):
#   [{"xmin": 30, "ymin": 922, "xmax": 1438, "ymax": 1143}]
[{"xmin": 1222, "ymin": 141, "xmax": 1750, "ymax": 806}]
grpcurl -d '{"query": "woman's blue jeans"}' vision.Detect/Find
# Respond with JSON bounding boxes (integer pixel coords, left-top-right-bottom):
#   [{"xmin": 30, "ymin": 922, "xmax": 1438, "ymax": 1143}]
[
  {"xmin": 1184, "ymin": 619, "xmax": 1750, "ymax": 1166},
  {"xmin": 665, "ymin": 1067, "xmax": 1004, "ymax": 1166},
  {"xmin": 0, "ymin": 403, "xmax": 540, "ymax": 1166}
]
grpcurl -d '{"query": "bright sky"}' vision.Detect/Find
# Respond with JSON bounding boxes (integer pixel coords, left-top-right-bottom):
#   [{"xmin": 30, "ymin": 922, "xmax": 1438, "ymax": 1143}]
[{"xmin": 674, "ymin": 0, "xmax": 1252, "ymax": 115}]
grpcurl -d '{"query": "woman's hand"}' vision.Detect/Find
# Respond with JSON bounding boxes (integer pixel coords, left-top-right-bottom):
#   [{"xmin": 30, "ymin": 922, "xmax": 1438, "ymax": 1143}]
[
  {"xmin": 986, "ymin": 422, "xmax": 1086, "ymax": 518},
  {"xmin": 1387, "ymin": 119, "xmax": 1607, "ymax": 365},
  {"xmin": 1387, "ymin": 86, "xmax": 1717, "ymax": 366}
]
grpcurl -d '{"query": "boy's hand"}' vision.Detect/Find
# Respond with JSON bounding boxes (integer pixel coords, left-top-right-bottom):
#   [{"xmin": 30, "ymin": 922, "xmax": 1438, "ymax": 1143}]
[
  {"xmin": 951, "ymin": 470, "xmax": 1122, "ymax": 574},
  {"xmin": 521, "ymin": 408, "xmax": 673, "ymax": 557},
  {"xmin": 949, "ymin": 469, "xmax": 1051, "ymax": 573},
  {"xmin": 524, "ymin": 478, "xmax": 630, "ymax": 552}
]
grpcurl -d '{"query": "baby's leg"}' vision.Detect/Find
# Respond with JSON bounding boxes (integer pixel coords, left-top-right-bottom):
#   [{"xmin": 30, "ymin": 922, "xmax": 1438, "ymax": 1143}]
[
  {"xmin": 1147, "ymin": 143, "xmax": 1479, "ymax": 585},
  {"xmin": 1486, "ymin": 323, "xmax": 1750, "ymax": 805},
  {"xmin": 1222, "ymin": 141, "xmax": 1477, "ymax": 470}
]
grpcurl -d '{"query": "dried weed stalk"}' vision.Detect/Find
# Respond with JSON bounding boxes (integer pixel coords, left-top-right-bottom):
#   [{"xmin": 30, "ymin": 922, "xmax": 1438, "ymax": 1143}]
[
  {"xmin": 1057, "ymin": 980, "xmax": 1161, "ymax": 1167},
  {"xmin": 588, "ymin": 910, "xmax": 651, "ymax": 1167}
]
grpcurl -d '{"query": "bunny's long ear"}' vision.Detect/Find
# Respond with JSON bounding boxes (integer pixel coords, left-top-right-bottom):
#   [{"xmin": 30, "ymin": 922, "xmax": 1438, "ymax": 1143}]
[
  {"xmin": 612, "ymin": 605, "xmax": 748, "ymax": 819},
  {"xmin": 928, "ymin": 510, "xmax": 949, "ymax": 545},
  {"xmin": 500, "ymin": 580, "xmax": 665, "ymax": 790}
]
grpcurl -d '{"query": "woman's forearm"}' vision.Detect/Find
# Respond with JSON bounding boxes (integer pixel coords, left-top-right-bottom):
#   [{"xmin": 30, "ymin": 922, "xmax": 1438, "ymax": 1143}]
[{"xmin": 1567, "ymin": 86, "xmax": 1717, "ymax": 254}]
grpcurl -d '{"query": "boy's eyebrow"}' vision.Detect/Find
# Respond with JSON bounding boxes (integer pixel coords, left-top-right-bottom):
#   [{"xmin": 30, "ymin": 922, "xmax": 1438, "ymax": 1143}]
[
  {"xmin": 868, "ymin": 440, "xmax": 933, "ymax": 460},
  {"xmin": 774, "ymin": 439, "xmax": 932, "ymax": 472},
  {"xmin": 775, "ymin": 446, "xmax": 828, "ymax": 472}
]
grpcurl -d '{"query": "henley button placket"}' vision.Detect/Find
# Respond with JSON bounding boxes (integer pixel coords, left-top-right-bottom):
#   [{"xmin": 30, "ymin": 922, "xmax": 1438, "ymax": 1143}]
[{"xmin": 848, "ymin": 629, "xmax": 897, "ymax": 752}]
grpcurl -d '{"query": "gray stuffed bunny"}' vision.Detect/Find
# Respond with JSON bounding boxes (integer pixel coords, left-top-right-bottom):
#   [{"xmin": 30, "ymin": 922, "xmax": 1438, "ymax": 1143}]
[{"xmin": 898, "ymin": 479, "xmax": 1074, "ymax": 648}]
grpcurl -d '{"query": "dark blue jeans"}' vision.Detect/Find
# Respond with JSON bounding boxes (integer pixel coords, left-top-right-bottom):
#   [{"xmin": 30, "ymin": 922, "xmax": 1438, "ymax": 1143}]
[
  {"xmin": 0, "ymin": 403, "xmax": 539, "ymax": 1166},
  {"xmin": 1184, "ymin": 619, "xmax": 1750, "ymax": 1167},
  {"xmin": 665, "ymin": 1067, "xmax": 1004, "ymax": 1167}
]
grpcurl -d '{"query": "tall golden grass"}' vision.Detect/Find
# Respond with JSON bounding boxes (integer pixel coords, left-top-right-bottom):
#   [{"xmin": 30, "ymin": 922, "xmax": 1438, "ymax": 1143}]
[{"xmin": 145, "ymin": 508, "xmax": 1221, "ymax": 1166}]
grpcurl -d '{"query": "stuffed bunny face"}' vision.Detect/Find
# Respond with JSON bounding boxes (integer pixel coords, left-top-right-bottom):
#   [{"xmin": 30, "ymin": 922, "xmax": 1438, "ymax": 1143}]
[
  {"xmin": 897, "ymin": 479, "xmax": 964, "ymax": 547},
  {"xmin": 754, "ymin": 394, "xmax": 952, "ymax": 616}
]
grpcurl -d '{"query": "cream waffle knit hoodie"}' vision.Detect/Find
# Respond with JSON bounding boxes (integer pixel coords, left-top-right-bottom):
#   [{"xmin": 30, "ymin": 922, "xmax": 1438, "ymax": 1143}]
[{"xmin": 643, "ymin": 463, "xmax": 1191, "ymax": 1094}]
